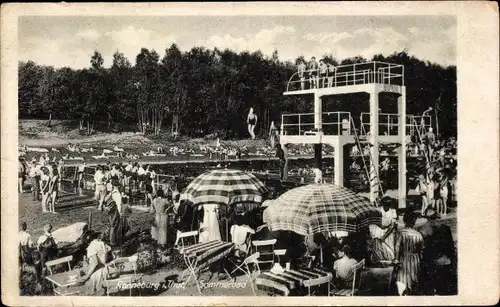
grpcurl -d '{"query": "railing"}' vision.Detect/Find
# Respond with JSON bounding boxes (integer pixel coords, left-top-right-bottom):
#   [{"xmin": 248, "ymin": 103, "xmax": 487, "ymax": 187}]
[
  {"xmin": 360, "ymin": 113, "xmax": 400, "ymax": 136},
  {"xmin": 286, "ymin": 61, "xmax": 404, "ymax": 92},
  {"xmin": 406, "ymin": 115, "xmax": 432, "ymax": 137},
  {"xmin": 281, "ymin": 112, "xmax": 430, "ymax": 137},
  {"xmin": 281, "ymin": 112, "xmax": 351, "ymax": 136}
]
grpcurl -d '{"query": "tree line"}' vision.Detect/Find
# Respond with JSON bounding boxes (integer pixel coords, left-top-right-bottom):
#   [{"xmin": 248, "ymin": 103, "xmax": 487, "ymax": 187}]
[{"xmin": 19, "ymin": 44, "xmax": 457, "ymax": 138}]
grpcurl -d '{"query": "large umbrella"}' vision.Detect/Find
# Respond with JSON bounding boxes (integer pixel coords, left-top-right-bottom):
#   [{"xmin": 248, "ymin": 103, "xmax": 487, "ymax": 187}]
[
  {"xmin": 181, "ymin": 169, "xmax": 269, "ymax": 241},
  {"xmin": 263, "ymin": 183, "xmax": 382, "ymax": 236},
  {"xmin": 181, "ymin": 169, "xmax": 269, "ymax": 209}
]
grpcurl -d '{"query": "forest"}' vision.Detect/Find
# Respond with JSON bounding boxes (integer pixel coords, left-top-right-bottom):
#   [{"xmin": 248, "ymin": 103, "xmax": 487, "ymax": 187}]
[{"xmin": 18, "ymin": 44, "xmax": 457, "ymax": 138}]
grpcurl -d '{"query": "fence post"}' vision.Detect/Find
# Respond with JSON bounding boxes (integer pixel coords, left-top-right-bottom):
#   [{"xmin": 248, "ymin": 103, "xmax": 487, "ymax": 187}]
[
  {"xmin": 298, "ymin": 114, "xmax": 301, "ymax": 135},
  {"xmin": 88, "ymin": 212, "xmax": 92, "ymax": 231}
]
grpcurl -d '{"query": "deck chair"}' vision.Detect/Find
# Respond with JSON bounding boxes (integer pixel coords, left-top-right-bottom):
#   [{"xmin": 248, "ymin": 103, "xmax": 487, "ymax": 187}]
[
  {"xmin": 104, "ymin": 255, "xmax": 140, "ymax": 296},
  {"xmin": 304, "ymin": 274, "xmax": 333, "ymax": 296},
  {"xmin": 251, "ymin": 239, "xmax": 276, "ymax": 267},
  {"xmin": 230, "ymin": 252, "xmax": 261, "ymax": 295},
  {"xmin": 175, "ymin": 230, "xmax": 199, "ymax": 249},
  {"xmin": 330, "ymin": 258, "xmax": 365, "ymax": 296}
]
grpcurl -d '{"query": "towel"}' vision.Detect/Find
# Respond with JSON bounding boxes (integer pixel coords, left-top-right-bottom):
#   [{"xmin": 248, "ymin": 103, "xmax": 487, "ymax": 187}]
[{"xmin": 52, "ymin": 222, "xmax": 88, "ymax": 244}]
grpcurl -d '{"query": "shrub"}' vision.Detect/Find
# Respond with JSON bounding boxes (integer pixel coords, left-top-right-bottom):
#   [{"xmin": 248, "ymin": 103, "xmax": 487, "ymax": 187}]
[
  {"xmin": 19, "ymin": 265, "xmax": 53, "ymax": 296},
  {"xmin": 136, "ymin": 241, "xmax": 159, "ymax": 273}
]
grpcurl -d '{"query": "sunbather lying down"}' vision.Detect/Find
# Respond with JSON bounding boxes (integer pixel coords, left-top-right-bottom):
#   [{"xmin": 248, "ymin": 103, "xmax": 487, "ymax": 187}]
[
  {"xmin": 62, "ymin": 154, "xmax": 84, "ymax": 160},
  {"xmin": 27, "ymin": 147, "xmax": 49, "ymax": 153}
]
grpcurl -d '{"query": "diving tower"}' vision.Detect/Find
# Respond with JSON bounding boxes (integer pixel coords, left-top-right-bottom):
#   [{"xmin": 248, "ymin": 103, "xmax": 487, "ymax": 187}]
[{"xmin": 280, "ymin": 61, "xmax": 430, "ymax": 208}]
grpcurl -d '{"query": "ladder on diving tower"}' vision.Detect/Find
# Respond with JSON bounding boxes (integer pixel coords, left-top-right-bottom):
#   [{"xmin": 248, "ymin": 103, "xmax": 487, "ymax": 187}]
[
  {"xmin": 350, "ymin": 118, "xmax": 385, "ymax": 207},
  {"xmin": 411, "ymin": 117, "xmax": 431, "ymax": 166}
]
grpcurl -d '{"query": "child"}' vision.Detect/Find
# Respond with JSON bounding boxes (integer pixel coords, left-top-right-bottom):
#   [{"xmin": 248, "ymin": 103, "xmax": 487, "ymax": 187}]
[
  {"xmin": 48, "ymin": 169, "xmax": 59, "ymax": 213},
  {"xmin": 416, "ymin": 174, "xmax": 429, "ymax": 216}
]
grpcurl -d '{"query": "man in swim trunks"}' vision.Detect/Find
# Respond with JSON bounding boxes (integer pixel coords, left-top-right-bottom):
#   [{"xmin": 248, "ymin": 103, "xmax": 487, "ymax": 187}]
[{"xmin": 308, "ymin": 57, "xmax": 318, "ymax": 89}]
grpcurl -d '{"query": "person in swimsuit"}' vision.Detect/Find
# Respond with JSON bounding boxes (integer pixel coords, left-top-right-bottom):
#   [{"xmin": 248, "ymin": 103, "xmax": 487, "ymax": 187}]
[
  {"xmin": 416, "ymin": 174, "xmax": 430, "ymax": 216},
  {"xmin": 19, "ymin": 157, "xmax": 26, "ymax": 193},
  {"xmin": 327, "ymin": 63, "xmax": 336, "ymax": 87},
  {"xmin": 269, "ymin": 121, "xmax": 279, "ymax": 148},
  {"xmin": 48, "ymin": 169, "xmax": 59, "ymax": 213},
  {"xmin": 308, "ymin": 57, "xmax": 318, "ymax": 89},
  {"xmin": 144, "ymin": 165, "xmax": 155, "ymax": 207},
  {"xmin": 297, "ymin": 59, "xmax": 307, "ymax": 90},
  {"xmin": 275, "ymin": 143, "xmax": 286, "ymax": 180},
  {"xmin": 319, "ymin": 59, "xmax": 328, "ymax": 88},
  {"xmin": 247, "ymin": 107, "xmax": 258, "ymax": 140},
  {"xmin": 40, "ymin": 167, "xmax": 50, "ymax": 213},
  {"xmin": 137, "ymin": 164, "xmax": 146, "ymax": 190},
  {"xmin": 124, "ymin": 162, "xmax": 133, "ymax": 189},
  {"xmin": 77, "ymin": 161, "xmax": 86, "ymax": 196},
  {"xmin": 131, "ymin": 162, "xmax": 139, "ymax": 192},
  {"xmin": 57, "ymin": 159, "xmax": 64, "ymax": 193},
  {"xmin": 437, "ymin": 172, "xmax": 449, "ymax": 217}
]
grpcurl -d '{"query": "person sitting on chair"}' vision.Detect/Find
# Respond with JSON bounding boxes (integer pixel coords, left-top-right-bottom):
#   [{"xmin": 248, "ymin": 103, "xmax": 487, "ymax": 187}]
[
  {"xmin": 80, "ymin": 232, "xmax": 113, "ymax": 295},
  {"xmin": 230, "ymin": 214, "xmax": 255, "ymax": 258},
  {"xmin": 333, "ymin": 245, "xmax": 358, "ymax": 288}
]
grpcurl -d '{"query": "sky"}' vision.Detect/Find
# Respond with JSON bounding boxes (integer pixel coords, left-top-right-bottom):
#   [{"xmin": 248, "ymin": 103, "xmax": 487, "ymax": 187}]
[{"xmin": 18, "ymin": 15, "xmax": 456, "ymax": 69}]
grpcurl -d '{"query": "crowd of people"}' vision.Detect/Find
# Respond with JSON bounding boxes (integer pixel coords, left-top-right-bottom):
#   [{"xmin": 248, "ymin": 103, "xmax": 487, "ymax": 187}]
[
  {"xmin": 19, "ymin": 154, "xmax": 63, "ymax": 213},
  {"xmin": 18, "ymin": 119, "xmax": 457, "ymax": 296},
  {"xmin": 413, "ymin": 128, "xmax": 457, "ymax": 218},
  {"xmin": 296, "ymin": 57, "xmax": 338, "ymax": 90}
]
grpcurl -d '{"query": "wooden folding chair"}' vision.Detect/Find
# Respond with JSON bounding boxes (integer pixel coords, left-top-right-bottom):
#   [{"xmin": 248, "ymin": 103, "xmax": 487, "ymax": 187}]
[
  {"xmin": 46, "ymin": 255, "xmax": 85, "ymax": 296},
  {"xmin": 274, "ymin": 249, "xmax": 287, "ymax": 265},
  {"xmin": 46, "ymin": 255, "xmax": 73, "ymax": 275},
  {"xmin": 330, "ymin": 259, "xmax": 366, "ymax": 296},
  {"xmin": 175, "ymin": 230, "xmax": 199, "ymax": 249},
  {"xmin": 104, "ymin": 255, "xmax": 141, "ymax": 296},
  {"xmin": 303, "ymin": 274, "xmax": 333, "ymax": 296},
  {"xmin": 230, "ymin": 252, "xmax": 261, "ymax": 295},
  {"xmin": 251, "ymin": 239, "xmax": 276, "ymax": 267}
]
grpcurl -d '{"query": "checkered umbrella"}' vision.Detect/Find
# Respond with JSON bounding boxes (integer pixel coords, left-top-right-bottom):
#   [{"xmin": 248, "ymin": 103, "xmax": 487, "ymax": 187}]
[
  {"xmin": 263, "ymin": 183, "xmax": 382, "ymax": 236},
  {"xmin": 181, "ymin": 169, "xmax": 269, "ymax": 212}
]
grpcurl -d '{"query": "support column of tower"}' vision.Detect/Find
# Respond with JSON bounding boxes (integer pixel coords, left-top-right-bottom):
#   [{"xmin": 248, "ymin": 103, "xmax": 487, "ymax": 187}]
[
  {"xmin": 369, "ymin": 90, "xmax": 380, "ymax": 203},
  {"xmin": 282, "ymin": 143, "xmax": 289, "ymax": 181},
  {"xmin": 397, "ymin": 87, "xmax": 407, "ymax": 208},
  {"xmin": 314, "ymin": 94, "xmax": 323, "ymax": 172},
  {"xmin": 333, "ymin": 138, "xmax": 344, "ymax": 186}
]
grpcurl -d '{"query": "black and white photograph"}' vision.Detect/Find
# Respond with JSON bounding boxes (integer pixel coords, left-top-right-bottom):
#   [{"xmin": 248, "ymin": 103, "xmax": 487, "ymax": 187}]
[{"xmin": 1, "ymin": 2, "xmax": 499, "ymax": 305}]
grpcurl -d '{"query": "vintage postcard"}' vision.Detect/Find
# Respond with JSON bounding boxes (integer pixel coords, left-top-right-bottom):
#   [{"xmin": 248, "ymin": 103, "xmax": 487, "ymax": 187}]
[{"xmin": 1, "ymin": 2, "xmax": 499, "ymax": 306}]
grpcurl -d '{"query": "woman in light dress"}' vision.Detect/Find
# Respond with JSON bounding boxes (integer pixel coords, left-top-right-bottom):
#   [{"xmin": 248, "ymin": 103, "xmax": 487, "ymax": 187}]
[
  {"xmin": 199, "ymin": 203, "xmax": 222, "ymax": 243},
  {"xmin": 150, "ymin": 188, "xmax": 170, "ymax": 246}
]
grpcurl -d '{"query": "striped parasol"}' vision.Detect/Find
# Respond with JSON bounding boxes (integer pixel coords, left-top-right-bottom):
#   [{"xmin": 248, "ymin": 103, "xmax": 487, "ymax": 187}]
[
  {"xmin": 181, "ymin": 169, "xmax": 269, "ymax": 211},
  {"xmin": 263, "ymin": 183, "xmax": 382, "ymax": 236}
]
